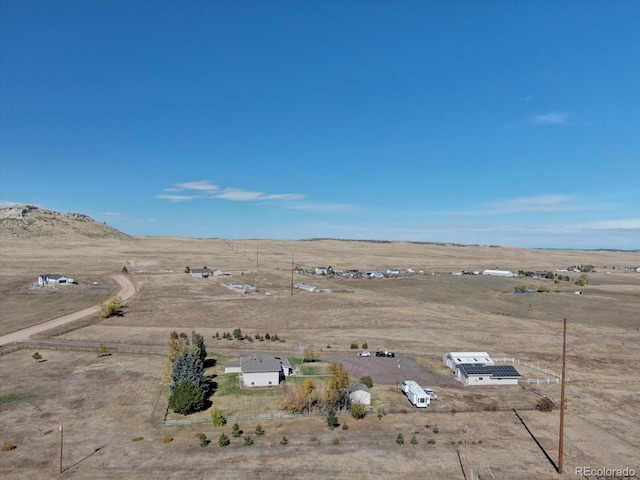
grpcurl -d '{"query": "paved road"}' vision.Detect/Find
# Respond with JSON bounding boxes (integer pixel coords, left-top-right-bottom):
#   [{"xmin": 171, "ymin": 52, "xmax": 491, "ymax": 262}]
[{"xmin": 0, "ymin": 274, "xmax": 136, "ymax": 346}]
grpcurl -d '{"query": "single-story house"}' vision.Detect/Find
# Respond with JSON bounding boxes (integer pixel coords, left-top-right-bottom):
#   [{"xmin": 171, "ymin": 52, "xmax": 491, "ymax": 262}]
[
  {"xmin": 294, "ymin": 283, "xmax": 316, "ymax": 292},
  {"xmin": 225, "ymin": 353, "xmax": 294, "ymax": 388},
  {"xmin": 348, "ymin": 383, "xmax": 371, "ymax": 405},
  {"xmin": 443, "ymin": 352, "xmax": 494, "ymax": 371},
  {"xmin": 482, "ymin": 269, "xmax": 516, "ymax": 277},
  {"xmin": 315, "ymin": 267, "xmax": 329, "ymax": 275},
  {"xmin": 38, "ymin": 274, "xmax": 74, "ymax": 287},
  {"xmin": 455, "ymin": 364, "xmax": 521, "ymax": 386}
]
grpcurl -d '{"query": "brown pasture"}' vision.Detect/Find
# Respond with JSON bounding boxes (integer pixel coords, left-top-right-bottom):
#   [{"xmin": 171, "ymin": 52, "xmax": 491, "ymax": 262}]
[{"xmin": 0, "ymin": 237, "xmax": 639, "ymax": 479}]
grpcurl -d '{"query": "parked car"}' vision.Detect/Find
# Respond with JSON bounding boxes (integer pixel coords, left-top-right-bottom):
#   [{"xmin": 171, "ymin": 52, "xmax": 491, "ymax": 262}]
[
  {"xmin": 375, "ymin": 350, "xmax": 395, "ymax": 358},
  {"xmin": 423, "ymin": 388, "xmax": 438, "ymax": 401},
  {"xmin": 357, "ymin": 350, "xmax": 371, "ymax": 357}
]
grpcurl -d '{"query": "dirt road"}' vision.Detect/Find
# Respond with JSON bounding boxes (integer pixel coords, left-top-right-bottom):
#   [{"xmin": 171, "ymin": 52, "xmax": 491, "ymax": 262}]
[{"xmin": 0, "ymin": 274, "xmax": 135, "ymax": 346}]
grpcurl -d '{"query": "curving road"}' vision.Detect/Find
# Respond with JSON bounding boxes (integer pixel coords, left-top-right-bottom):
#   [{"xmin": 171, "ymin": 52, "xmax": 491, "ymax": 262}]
[{"xmin": 0, "ymin": 274, "xmax": 135, "ymax": 346}]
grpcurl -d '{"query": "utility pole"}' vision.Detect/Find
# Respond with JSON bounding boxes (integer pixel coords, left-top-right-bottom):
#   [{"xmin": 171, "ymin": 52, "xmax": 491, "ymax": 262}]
[
  {"xmin": 59, "ymin": 421, "xmax": 63, "ymax": 474},
  {"xmin": 290, "ymin": 254, "xmax": 295, "ymax": 295},
  {"xmin": 558, "ymin": 318, "xmax": 567, "ymax": 474},
  {"xmin": 256, "ymin": 244, "xmax": 259, "ymax": 267}
]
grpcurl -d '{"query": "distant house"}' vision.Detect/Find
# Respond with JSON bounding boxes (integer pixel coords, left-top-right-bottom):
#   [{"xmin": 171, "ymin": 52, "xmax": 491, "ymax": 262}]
[
  {"xmin": 443, "ymin": 352, "xmax": 494, "ymax": 371},
  {"xmin": 38, "ymin": 274, "xmax": 74, "ymax": 287},
  {"xmin": 348, "ymin": 383, "xmax": 371, "ymax": 405},
  {"xmin": 482, "ymin": 269, "xmax": 516, "ymax": 278},
  {"xmin": 455, "ymin": 364, "xmax": 521, "ymax": 386},
  {"xmin": 225, "ymin": 353, "xmax": 294, "ymax": 388},
  {"xmin": 315, "ymin": 267, "xmax": 329, "ymax": 275}
]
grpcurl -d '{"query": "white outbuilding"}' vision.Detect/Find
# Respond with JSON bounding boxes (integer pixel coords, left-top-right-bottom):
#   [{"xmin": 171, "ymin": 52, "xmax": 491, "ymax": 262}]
[
  {"xmin": 443, "ymin": 352, "xmax": 494, "ymax": 371},
  {"xmin": 348, "ymin": 383, "xmax": 371, "ymax": 405},
  {"xmin": 455, "ymin": 364, "xmax": 521, "ymax": 386},
  {"xmin": 482, "ymin": 269, "xmax": 516, "ymax": 277}
]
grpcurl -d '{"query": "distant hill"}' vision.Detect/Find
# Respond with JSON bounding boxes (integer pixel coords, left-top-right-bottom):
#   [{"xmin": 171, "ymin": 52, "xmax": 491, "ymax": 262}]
[{"xmin": 0, "ymin": 205, "xmax": 131, "ymax": 240}]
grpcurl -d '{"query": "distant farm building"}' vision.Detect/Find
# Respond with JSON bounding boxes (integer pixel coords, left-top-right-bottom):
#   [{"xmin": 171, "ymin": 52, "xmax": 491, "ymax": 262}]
[
  {"xmin": 482, "ymin": 269, "xmax": 516, "ymax": 277},
  {"xmin": 38, "ymin": 274, "xmax": 74, "ymax": 286},
  {"xmin": 222, "ymin": 282, "xmax": 256, "ymax": 294},
  {"xmin": 364, "ymin": 271, "xmax": 384, "ymax": 279},
  {"xmin": 294, "ymin": 283, "xmax": 316, "ymax": 292},
  {"xmin": 189, "ymin": 268, "xmax": 218, "ymax": 278},
  {"xmin": 315, "ymin": 267, "xmax": 329, "ymax": 275}
]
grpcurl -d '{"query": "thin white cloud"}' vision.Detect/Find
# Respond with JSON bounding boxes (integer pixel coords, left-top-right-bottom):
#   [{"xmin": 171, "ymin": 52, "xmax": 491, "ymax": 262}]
[
  {"xmin": 484, "ymin": 195, "xmax": 588, "ymax": 214},
  {"xmin": 283, "ymin": 202, "xmax": 357, "ymax": 214},
  {"xmin": 573, "ymin": 218, "xmax": 640, "ymax": 230},
  {"xmin": 528, "ymin": 112, "xmax": 570, "ymax": 126},
  {"xmin": 157, "ymin": 181, "xmax": 306, "ymax": 203},
  {"xmin": 175, "ymin": 181, "xmax": 220, "ymax": 192},
  {"xmin": 154, "ymin": 193, "xmax": 198, "ymax": 202}
]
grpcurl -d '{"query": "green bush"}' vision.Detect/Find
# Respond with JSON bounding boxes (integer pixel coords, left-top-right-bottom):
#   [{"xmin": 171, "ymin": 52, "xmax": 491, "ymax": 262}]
[
  {"xmin": 231, "ymin": 423, "xmax": 242, "ymax": 437},
  {"xmin": 396, "ymin": 433, "xmax": 404, "ymax": 445},
  {"xmin": 410, "ymin": 435, "xmax": 418, "ymax": 445},
  {"xmin": 211, "ymin": 408, "xmax": 227, "ymax": 426},
  {"xmin": 198, "ymin": 433, "xmax": 209, "ymax": 447},
  {"xmin": 280, "ymin": 435, "xmax": 288, "ymax": 445},
  {"xmin": 218, "ymin": 433, "xmax": 230, "ymax": 447},
  {"xmin": 350, "ymin": 402, "xmax": 367, "ymax": 419},
  {"xmin": 359, "ymin": 375, "xmax": 374, "ymax": 388},
  {"xmin": 537, "ymin": 397, "xmax": 555, "ymax": 412},
  {"xmin": 243, "ymin": 436, "xmax": 254, "ymax": 446},
  {"xmin": 255, "ymin": 424, "xmax": 265, "ymax": 436}
]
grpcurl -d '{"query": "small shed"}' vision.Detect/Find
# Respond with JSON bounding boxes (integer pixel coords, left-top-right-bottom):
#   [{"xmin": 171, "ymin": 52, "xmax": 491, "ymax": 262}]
[{"xmin": 348, "ymin": 383, "xmax": 371, "ymax": 405}]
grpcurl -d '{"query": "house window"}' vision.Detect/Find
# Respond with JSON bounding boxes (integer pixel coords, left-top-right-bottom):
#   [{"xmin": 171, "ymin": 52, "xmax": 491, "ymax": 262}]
[{"xmin": 268, "ymin": 381, "xmax": 272, "ymax": 385}]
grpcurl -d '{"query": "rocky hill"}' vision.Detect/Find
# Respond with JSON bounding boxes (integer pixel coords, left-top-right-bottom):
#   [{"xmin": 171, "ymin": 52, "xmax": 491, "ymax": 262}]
[{"xmin": 0, "ymin": 205, "xmax": 131, "ymax": 240}]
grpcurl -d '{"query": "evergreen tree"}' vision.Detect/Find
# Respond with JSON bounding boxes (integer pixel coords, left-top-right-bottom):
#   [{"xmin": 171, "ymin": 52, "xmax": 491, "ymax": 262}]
[
  {"xmin": 168, "ymin": 380, "xmax": 205, "ymax": 415},
  {"xmin": 171, "ymin": 350, "xmax": 207, "ymax": 393}
]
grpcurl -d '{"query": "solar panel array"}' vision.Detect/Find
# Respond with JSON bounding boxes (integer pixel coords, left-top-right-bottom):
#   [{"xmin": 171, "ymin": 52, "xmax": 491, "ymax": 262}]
[{"xmin": 459, "ymin": 364, "xmax": 521, "ymax": 377}]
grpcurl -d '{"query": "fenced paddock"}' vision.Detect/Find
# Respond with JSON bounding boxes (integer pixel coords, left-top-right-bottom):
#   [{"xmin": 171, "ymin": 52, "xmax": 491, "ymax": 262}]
[{"xmin": 494, "ymin": 357, "xmax": 567, "ymax": 383}]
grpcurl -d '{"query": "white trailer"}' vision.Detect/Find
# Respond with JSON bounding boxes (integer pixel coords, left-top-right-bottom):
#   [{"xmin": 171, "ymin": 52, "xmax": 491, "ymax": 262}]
[{"xmin": 401, "ymin": 380, "xmax": 430, "ymax": 408}]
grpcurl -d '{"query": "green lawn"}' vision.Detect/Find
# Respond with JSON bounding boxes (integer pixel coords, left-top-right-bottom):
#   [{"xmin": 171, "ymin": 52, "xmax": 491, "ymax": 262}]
[{"xmin": 0, "ymin": 392, "xmax": 37, "ymax": 404}]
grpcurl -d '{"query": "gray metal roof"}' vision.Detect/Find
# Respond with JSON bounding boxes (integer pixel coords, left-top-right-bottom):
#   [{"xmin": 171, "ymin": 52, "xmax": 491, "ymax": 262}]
[{"xmin": 240, "ymin": 353, "xmax": 289, "ymax": 373}]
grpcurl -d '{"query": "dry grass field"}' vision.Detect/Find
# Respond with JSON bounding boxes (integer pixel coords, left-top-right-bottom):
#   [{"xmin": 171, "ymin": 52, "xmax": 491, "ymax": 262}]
[{"xmin": 1, "ymin": 235, "xmax": 639, "ymax": 479}]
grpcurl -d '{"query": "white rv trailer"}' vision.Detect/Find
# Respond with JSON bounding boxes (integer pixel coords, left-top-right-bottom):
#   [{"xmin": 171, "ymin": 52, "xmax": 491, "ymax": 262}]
[{"xmin": 401, "ymin": 380, "xmax": 430, "ymax": 408}]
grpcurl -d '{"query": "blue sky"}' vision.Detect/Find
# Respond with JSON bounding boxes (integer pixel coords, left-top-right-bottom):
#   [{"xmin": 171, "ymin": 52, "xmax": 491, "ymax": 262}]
[{"xmin": 1, "ymin": 0, "xmax": 639, "ymax": 249}]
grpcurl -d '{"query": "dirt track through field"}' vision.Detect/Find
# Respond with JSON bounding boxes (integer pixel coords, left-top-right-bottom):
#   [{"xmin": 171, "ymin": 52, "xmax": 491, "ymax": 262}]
[{"xmin": 0, "ymin": 274, "xmax": 135, "ymax": 346}]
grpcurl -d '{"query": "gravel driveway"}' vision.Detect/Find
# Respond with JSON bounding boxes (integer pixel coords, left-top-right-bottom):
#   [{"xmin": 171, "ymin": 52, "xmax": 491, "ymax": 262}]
[{"xmin": 319, "ymin": 351, "xmax": 461, "ymax": 389}]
